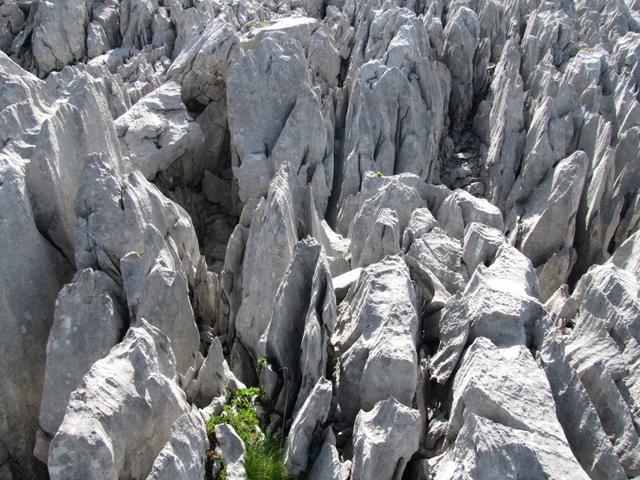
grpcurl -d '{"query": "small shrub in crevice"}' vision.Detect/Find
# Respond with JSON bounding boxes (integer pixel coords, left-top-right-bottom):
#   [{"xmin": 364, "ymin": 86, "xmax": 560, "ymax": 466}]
[{"xmin": 205, "ymin": 387, "xmax": 291, "ymax": 480}]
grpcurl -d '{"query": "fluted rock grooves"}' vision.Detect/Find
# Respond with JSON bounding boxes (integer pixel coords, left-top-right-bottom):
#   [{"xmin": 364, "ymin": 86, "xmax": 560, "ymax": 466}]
[{"xmin": 1, "ymin": 0, "xmax": 640, "ymax": 479}]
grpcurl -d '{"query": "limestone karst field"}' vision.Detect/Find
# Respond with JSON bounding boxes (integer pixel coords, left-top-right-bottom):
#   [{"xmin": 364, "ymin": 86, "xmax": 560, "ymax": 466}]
[{"xmin": 1, "ymin": 0, "xmax": 640, "ymax": 479}]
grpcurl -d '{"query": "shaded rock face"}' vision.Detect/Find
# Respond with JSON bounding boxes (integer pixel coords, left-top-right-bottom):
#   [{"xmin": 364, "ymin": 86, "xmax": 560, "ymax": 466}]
[{"xmin": 3, "ymin": 0, "xmax": 640, "ymax": 479}]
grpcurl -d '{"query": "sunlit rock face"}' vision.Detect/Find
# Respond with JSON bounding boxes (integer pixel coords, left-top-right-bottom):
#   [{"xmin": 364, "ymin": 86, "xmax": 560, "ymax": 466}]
[{"xmin": 2, "ymin": 1, "xmax": 640, "ymax": 479}]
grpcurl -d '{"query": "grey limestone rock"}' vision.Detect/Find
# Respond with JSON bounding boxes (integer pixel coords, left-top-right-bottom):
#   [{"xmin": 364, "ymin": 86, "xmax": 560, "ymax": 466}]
[
  {"xmin": 443, "ymin": 7, "xmax": 479, "ymax": 133},
  {"xmin": 437, "ymin": 189, "xmax": 503, "ymax": 241},
  {"xmin": 146, "ymin": 409, "xmax": 208, "ymax": 480},
  {"xmin": 48, "ymin": 320, "xmax": 189, "ymax": 480},
  {"xmin": 263, "ymin": 238, "xmax": 336, "ymax": 419},
  {"xmin": 121, "ymin": 224, "xmax": 200, "ymax": 373},
  {"xmin": 435, "ymin": 337, "xmax": 590, "ymax": 479},
  {"xmin": 610, "ymin": 229, "xmax": 640, "ymax": 278},
  {"xmin": 5, "ymin": 1, "xmax": 640, "ymax": 478},
  {"xmin": 227, "ymin": 36, "xmax": 332, "ymax": 214},
  {"xmin": 534, "ymin": 316, "xmax": 627, "ymax": 480},
  {"xmin": 231, "ymin": 164, "xmax": 305, "ymax": 382},
  {"xmin": 32, "ymin": 0, "xmax": 88, "ymax": 76},
  {"xmin": 285, "ymin": 377, "xmax": 333, "ymax": 476},
  {"xmin": 462, "ymin": 222, "xmax": 505, "ymax": 276},
  {"xmin": 115, "ymin": 81, "xmax": 204, "ymax": 180},
  {"xmin": 215, "ymin": 424, "xmax": 246, "ymax": 480},
  {"xmin": 351, "ymin": 397, "xmax": 421, "ymax": 480},
  {"xmin": 407, "ymin": 227, "xmax": 468, "ymax": 294},
  {"xmin": 356, "ymin": 207, "xmax": 400, "ymax": 269},
  {"xmin": 463, "ymin": 244, "xmax": 542, "ymax": 347},
  {"xmin": 36, "ymin": 268, "xmax": 125, "ymax": 462},
  {"xmin": 0, "ymin": 154, "xmax": 65, "ymax": 480},
  {"xmin": 307, "ymin": 429, "xmax": 348, "ymax": 480},
  {"xmin": 74, "ymin": 153, "xmax": 200, "ymax": 286},
  {"xmin": 333, "ymin": 255, "xmax": 419, "ymax": 423},
  {"xmin": 348, "ymin": 176, "xmax": 424, "ymax": 267}
]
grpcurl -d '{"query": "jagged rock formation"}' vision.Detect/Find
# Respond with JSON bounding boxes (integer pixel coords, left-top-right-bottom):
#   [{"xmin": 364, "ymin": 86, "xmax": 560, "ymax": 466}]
[{"xmin": 2, "ymin": 0, "xmax": 640, "ymax": 479}]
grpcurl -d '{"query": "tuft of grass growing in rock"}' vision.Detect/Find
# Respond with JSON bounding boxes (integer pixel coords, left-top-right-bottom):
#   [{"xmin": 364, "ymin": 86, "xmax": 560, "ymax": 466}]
[
  {"xmin": 245, "ymin": 436, "xmax": 289, "ymax": 480},
  {"xmin": 206, "ymin": 387, "xmax": 291, "ymax": 480}
]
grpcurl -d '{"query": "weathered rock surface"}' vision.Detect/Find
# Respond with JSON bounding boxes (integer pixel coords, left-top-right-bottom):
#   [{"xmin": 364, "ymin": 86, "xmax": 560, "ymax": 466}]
[
  {"xmin": 228, "ymin": 164, "xmax": 306, "ymax": 383},
  {"xmin": 227, "ymin": 36, "xmax": 332, "ymax": 214},
  {"xmin": 437, "ymin": 189, "xmax": 503, "ymax": 241},
  {"xmin": 214, "ymin": 424, "xmax": 246, "ymax": 480},
  {"xmin": 566, "ymin": 264, "xmax": 640, "ymax": 475},
  {"xmin": 74, "ymin": 153, "xmax": 200, "ymax": 284},
  {"xmin": 48, "ymin": 320, "xmax": 188, "ymax": 480},
  {"xmin": 433, "ymin": 337, "xmax": 590, "ymax": 479},
  {"xmin": 333, "ymin": 255, "xmax": 419, "ymax": 423},
  {"xmin": 351, "ymin": 397, "xmax": 421, "ymax": 480},
  {"xmin": 121, "ymin": 224, "xmax": 199, "ymax": 373},
  {"xmin": 115, "ymin": 81, "xmax": 204, "ymax": 180},
  {"xmin": 262, "ymin": 239, "xmax": 335, "ymax": 415},
  {"xmin": 285, "ymin": 377, "xmax": 332, "ymax": 476},
  {"xmin": 146, "ymin": 409, "xmax": 208, "ymax": 480},
  {"xmin": 36, "ymin": 268, "xmax": 125, "ymax": 462},
  {"xmin": 4, "ymin": 0, "xmax": 640, "ymax": 478},
  {"xmin": 0, "ymin": 155, "xmax": 65, "ymax": 479}
]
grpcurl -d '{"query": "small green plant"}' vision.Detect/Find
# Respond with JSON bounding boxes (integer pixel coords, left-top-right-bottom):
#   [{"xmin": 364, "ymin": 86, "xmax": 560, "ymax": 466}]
[
  {"xmin": 374, "ymin": 170, "xmax": 384, "ymax": 177},
  {"xmin": 257, "ymin": 357, "xmax": 267, "ymax": 377},
  {"xmin": 206, "ymin": 387, "xmax": 291, "ymax": 480},
  {"xmin": 245, "ymin": 437, "xmax": 290, "ymax": 480},
  {"xmin": 207, "ymin": 387, "xmax": 264, "ymax": 446}
]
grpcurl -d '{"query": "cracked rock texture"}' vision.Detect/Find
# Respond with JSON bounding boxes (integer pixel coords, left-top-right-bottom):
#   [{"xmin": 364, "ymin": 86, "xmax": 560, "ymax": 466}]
[{"xmin": 2, "ymin": 0, "xmax": 640, "ymax": 479}]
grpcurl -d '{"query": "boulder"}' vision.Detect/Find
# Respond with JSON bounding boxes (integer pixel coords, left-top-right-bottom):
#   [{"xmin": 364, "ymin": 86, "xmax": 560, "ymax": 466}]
[
  {"xmin": 463, "ymin": 244, "xmax": 542, "ymax": 347},
  {"xmin": 48, "ymin": 320, "xmax": 189, "ymax": 480},
  {"xmin": 430, "ymin": 292, "xmax": 470, "ymax": 384},
  {"xmin": 407, "ymin": 227, "xmax": 467, "ymax": 294},
  {"xmin": 285, "ymin": 378, "xmax": 333, "ymax": 476},
  {"xmin": 215, "ymin": 424, "xmax": 246, "ymax": 480},
  {"xmin": 401, "ymin": 207, "xmax": 438, "ymax": 252},
  {"xmin": 0, "ymin": 155, "xmax": 64, "ymax": 479},
  {"xmin": 167, "ymin": 21, "xmax": 240, "ymax": 109},
  {"xmin": 479, "ymin": 39, "xmax": 526, "ymax": 209},
  {"xmin": 308, "ymin": 430, "xmax": 349, "ymax": 480},
  {"xmin": 32, "ymin": 0, "xmax": 88, "ymax": 75},
  {"xmin": 516, "ymin": 151, "xmax": 588, "ymax": 268},
  {"xmin": 339, "ymin": 3, "xmax": 444, "ymax": 208},
  {"xmin": 443, "ymin": 7, "xmax": 479, "ymax": 132},
  {"xmin": 566, "ymin": 264, "xmax": 640, "ymax": 475},
  {"xmin": 437, "ymin": 189, "xmax": 503, "ymax": 241},
  {"xmin": 534, "ymin": 317, "xmax": 627, "ymax": 480},
  {"xmin": 435, "ymin": 337, "xmax": 590, "ymax": 479},
  {"xmin": 609, "ymin": 229, "xmax": 640, "ymax": 279},
  {"xmin": 227, "ymin": 36, "xmax": 331, "ymax": 213},
  {"xmin": 356, "ymin": 207, "xmax": 400, "ymax": 268},
  {"xmin": 74, "ymin": 153, "xmax": 200, "ymax": 286},
  {"xmin": 351, "ymin": 397, "xmax": 421, "ymax": 480},
  {"xmin": 26, "ymin": 75, "xmax": 123, "ymax": 261},
  {"xmin": 232, "ymin": 165, "xmax": 305, "ymax": 381},
  {"xmin": 185, "ymin": 338, "xmax": 240, "ymax": 408},
  {"xmin": 462, "ymin": 222, "xmax": 505, "ymax": 276},
  {"xmin": 37, "ymin": 268, "xmax": 125, "ymax": 462},
  {"xmin": 333, "ymin": 256, "xmax": 419, "ymax": 422},
  {"xmin": 115, "ymin": 82, "xmax": 204, "ymax": 180},
  {"xmin": 263, "ymin": 239, "xmax": 336, "ymax": 418},
  {"xmin": 121, "ymin": 225, "xmax": 200, "ymax": 373},
  {"xmin": 146, "ymin": 409, "xmax": 208, "ymax": 480},
  {"xmin": 348, "ymin": 178, "xmax": 423, "ymax": 267}
]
